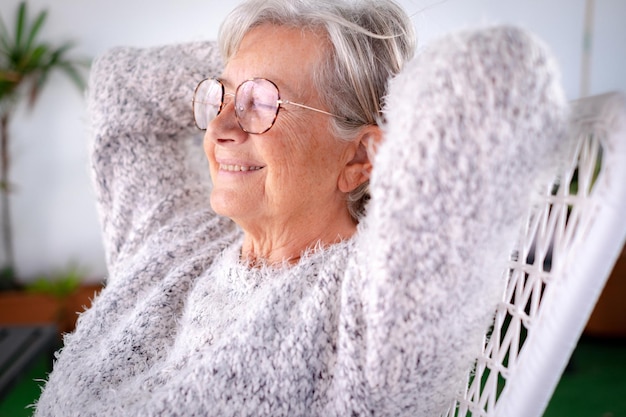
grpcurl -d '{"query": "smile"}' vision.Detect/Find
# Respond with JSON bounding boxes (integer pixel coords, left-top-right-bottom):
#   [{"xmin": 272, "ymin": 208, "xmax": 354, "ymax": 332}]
[{"xmin": 219, "ymin": 164, "xmax": 263, "ymax": 172}]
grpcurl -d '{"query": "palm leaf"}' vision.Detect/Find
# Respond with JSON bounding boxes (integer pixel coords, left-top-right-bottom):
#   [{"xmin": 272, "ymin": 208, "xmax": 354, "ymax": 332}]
[
  {"xmin": 21, "ymin": 44, "xmax": 48, "ymax": 72},
  {"xmin": 57, "ymin": 61, "xmax": 87, "ymax": 91},
  {"xmin": 1, "ymin": 2, "xmax": 88, "ymax": 108},
  {"xmin": 14, "ymin": 2, "xmax": 26, "ymax": 53},
  {"xmin": 0, "ymin": 13, "xmax": 11, "ymax": 54},
  {"xmin": 24, "ymin": 9, "xmax": 47, "ymax": 54},
  {"xmin": 47, "ymin": 41, "xmax": 74, "ymax": 66}
]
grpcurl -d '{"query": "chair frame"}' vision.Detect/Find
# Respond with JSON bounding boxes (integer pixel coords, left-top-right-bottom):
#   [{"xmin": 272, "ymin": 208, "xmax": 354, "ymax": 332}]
[{"xmin": 444, "ymin": 91, "xmax": 626, "ymax": 417}]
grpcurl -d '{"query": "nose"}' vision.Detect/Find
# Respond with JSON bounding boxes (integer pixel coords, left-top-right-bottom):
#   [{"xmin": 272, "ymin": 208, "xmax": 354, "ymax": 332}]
[{"xmin": 205, "ymin": 99, "xmax": 247, "ymax": 145}]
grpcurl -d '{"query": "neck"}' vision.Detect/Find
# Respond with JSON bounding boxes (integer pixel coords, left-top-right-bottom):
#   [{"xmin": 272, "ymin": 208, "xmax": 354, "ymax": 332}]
[{"xmin": 239, "ymin": 211, "xmax": 356, "ymax": 265}]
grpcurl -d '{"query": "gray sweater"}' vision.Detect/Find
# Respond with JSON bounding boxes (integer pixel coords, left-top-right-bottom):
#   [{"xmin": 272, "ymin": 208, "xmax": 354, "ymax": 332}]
[{"xmin": 34, "ymin": 26, "xmax": 566, "ymax": 416}]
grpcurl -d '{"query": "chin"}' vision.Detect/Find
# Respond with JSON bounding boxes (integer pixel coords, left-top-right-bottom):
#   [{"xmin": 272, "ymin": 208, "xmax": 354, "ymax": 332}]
[
  {"xmin": 209, "ymin": 193, "xmax": 233, "ymax": 218},
  {"xmin": 209, "ymin": 190, "xmax": 250, "ymax": 221}
]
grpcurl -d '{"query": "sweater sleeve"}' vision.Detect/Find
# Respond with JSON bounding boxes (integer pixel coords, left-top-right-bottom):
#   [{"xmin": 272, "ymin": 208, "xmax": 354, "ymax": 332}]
[
  {"xmin": 87, "ymin": 41, "xmax": 223, "ymax": 273},
  {"xmin": 345, "ymin": 26, "xmax": 568, "ymax": 415}
]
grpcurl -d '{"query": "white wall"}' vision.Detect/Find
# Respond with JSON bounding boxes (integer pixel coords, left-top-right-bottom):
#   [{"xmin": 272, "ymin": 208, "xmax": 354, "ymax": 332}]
[{"xmin": 0, "ymin": 0, "xmax": 624, "ymax": 283}]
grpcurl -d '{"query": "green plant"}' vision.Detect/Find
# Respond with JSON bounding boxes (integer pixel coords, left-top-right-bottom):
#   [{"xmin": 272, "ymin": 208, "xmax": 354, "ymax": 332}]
[
  {"xmin": 0, "ymin": 2, "xmax": 88, "ymax": 283},
  {"xmin": 26, "ymin": 264, "xmax": 84, "ymax": 298}
]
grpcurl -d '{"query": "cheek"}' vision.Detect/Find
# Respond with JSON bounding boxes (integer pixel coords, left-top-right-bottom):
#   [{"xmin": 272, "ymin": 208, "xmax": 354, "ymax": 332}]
[
  {"xmin": 265, "ymin": 119, "xmax": 310, "ymax": 177},
  {"xmin": 272, "ymin": 140, "xmax": 342, "ymax": 196},
  {"xmin": 202, "ymin": 132, "xmax": 212, "ymax": 158},
  {"xmin": 203, "ymin": 134, "xmax": 218, "ymax": 174},
  {"xmin": 276, "ymin": 114, "xmax": 334, "ymax": 159}
]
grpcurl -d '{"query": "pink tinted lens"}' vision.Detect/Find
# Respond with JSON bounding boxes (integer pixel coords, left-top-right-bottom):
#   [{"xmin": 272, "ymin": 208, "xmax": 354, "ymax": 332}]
[
  {"xmin": 235, "ymin": 79, "xmax": 280, "ymax": 134},
  {"xmin": 193, "ymin": 79, "xmax": 223, "ymax": 129}
]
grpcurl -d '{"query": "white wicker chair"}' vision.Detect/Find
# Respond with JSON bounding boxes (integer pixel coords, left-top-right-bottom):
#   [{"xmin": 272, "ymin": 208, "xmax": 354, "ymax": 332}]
[{"xmin": 443, "ymin": 91, "xmax": 626, "ymax": 417}]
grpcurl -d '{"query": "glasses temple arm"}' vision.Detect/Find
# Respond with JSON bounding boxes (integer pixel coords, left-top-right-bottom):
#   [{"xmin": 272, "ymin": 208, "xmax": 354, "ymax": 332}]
[{"xmin": 278, "ymin": 99, "xmax": 346, "ymax": 120}]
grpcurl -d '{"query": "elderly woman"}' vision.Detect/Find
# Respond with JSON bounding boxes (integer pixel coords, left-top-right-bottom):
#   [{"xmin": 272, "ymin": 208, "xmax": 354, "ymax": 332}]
[{"xmin": 35, "ymin": 0, "xmax": 565, "ymax": 416}]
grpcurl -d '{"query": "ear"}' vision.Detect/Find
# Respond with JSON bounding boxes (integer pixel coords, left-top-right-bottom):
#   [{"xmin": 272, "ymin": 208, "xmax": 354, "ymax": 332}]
[{"xmin": 338, "ymin": 125, "xmax": 383, "ymax": 193}]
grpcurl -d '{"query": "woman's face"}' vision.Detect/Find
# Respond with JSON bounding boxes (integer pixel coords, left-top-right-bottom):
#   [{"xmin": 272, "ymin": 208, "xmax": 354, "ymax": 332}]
[{"xmin": 204, "ymin": 24, "xmax": 357, "ymax": 237}]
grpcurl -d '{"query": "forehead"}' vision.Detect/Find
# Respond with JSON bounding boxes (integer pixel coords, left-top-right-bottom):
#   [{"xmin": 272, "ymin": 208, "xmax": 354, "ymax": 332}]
[{"xmin": 221, "ymin": 24, "xmax": 328, "ymax": 95}]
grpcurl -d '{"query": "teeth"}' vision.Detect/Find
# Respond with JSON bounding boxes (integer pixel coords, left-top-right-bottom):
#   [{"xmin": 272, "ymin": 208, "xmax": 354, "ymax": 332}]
[{"xmin": 220, "ymin": 164, "xmax": 263, "ymax": 172}]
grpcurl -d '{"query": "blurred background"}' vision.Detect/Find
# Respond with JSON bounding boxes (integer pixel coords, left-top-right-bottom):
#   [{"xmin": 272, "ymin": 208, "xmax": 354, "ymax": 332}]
[
  {"xmin": 0, "ymin": 0, "xmax": 624, "ymax": 283},
  {"xmin": 0, "ymin": 1, "xmax": 625, "ymax": 416}
]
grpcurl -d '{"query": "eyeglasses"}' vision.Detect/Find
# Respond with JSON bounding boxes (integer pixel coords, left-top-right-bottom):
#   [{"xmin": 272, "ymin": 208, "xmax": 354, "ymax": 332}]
[{"xmin": 192, "ymin": 77, "xmax": 345, "ymax": 134}]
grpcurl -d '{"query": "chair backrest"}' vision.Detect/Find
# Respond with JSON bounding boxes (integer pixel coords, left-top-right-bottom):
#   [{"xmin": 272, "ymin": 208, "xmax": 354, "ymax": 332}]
[{"xmin": 442, "ymin": 91, "xmax": 626, "ymax": 417}]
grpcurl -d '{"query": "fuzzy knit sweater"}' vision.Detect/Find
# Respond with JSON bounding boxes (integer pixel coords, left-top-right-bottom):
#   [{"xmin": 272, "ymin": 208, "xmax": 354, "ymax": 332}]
[{"xmin": 34, "ymin": 26, "xmax": 566, "ymax": 416}]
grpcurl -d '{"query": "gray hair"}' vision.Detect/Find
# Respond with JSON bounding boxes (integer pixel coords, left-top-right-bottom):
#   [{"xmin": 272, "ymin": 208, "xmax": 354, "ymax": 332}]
[{"xmin": 218, "ymin": 0, "xmax": 416, "ymax": 220}]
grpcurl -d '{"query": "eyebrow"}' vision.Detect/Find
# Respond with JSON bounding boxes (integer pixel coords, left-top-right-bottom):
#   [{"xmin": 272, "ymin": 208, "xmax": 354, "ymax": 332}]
[{"xmin": 218, "ymin": 76, "xmax": 301, "ymax": 102}]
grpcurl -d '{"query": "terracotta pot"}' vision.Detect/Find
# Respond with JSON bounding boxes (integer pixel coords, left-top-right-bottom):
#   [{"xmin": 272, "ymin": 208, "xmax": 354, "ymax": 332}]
[
  {"xmin": 585, "ymin": 245, "xmax": 626, "ymax": 338},
  {"xmin": 63, "ymin": 284, "xmax": 103, "ymax": 332},
  {"xmin": 0, "ymin": 291, "xmax": 62, "ymax": 326},
  {"xmin": 0, "ymin": 284, "xmax": 103, "ymax": 334}
]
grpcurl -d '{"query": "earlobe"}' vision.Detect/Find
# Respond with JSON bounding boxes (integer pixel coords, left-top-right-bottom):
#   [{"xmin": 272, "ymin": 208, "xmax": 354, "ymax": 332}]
[{"xmin": 338, "ymin": 125, "xmax": 383, "ymax": 193}]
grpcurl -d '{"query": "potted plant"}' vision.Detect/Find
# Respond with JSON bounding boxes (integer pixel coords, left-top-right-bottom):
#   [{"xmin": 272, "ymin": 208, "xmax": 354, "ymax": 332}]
[
  {"xmin": 0, "ymin": 1, "xmax": 88, "ymax": 287},
  {"xmin": 0, "ymin": 2, "xmax": 98, "ymax": 333},
  {"xmin": 0, "ymin": 265, "xmax": 102, "ymax": 333}
]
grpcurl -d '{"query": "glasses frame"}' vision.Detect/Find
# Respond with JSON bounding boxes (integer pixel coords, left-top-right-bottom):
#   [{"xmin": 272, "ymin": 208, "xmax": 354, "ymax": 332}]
[{"xmin": 192, "ymin": 77, "xmax": 346, "ymax": 134}]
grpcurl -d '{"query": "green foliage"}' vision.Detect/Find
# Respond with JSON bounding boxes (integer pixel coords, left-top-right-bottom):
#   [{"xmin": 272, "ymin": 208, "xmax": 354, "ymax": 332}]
[
  {"xmin": 0, "ymin": 264, "xmax": 17, "ymax": 290},
  {"xmin": 0, "ymin": 1, "xmax": 88, "ymax": 112},
  {"xmin": 25, "ymin": 265, "xmax": 84, "ymax": 298}
]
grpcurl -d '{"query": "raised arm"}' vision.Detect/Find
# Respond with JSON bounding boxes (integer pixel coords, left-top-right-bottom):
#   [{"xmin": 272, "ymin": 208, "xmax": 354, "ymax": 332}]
[
  {"xmin": 350, "ymin": 26, "xmax": 568, "ymax": 414},
  {"xmin": 87, "ymin": 41, "xmax": 222, "ymax": 271}
]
